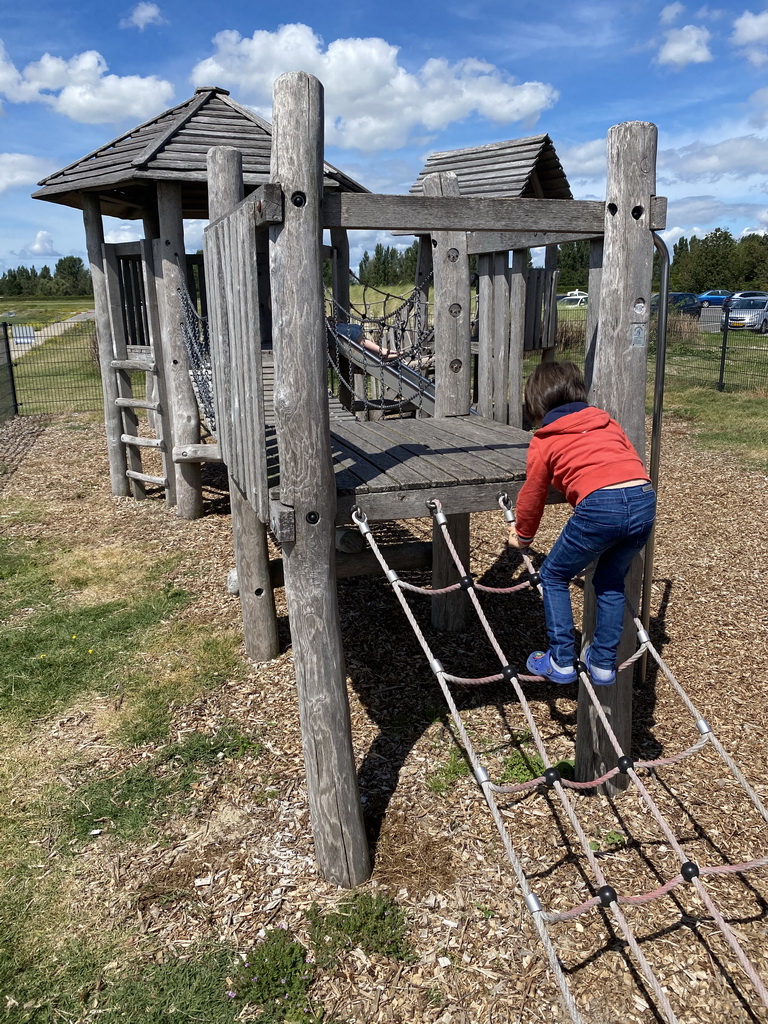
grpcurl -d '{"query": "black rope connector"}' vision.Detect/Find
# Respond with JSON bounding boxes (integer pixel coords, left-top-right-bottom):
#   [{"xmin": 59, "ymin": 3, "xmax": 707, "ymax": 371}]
[
  {"xmin": 501, "ymin": 664, "xmax": 516, "ymax": 682},
  {"xmin": 617, "ymin": 755, "xmax": 634, "ymax": 774},
  {"xmin": 528, "ymin": 571, "xmax": 541, "ymax": 587},
  {"xmin": 681, "ymin": 861, "xmax": 700, "ymax": 882},
  {"xmin": 597, "ymin": 885, "xmax": 618, "ymax": 907},
  {"xmin": 459, "ymin": 575, "xmax": 474, "ymax": 591},
  {"xmin": 543, "ymin": 767, "xmax": 561, "ymax": 787}
]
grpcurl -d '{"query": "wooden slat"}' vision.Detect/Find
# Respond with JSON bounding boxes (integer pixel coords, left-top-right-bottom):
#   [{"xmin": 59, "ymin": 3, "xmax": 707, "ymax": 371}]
[
  {"xmin": 111, "ymin": 357, "xmax": 155, "ymax": 372},
  {"xmin": 121, "ymin": 433, "xmax": 165, "ymax": 449},
  {"xmin": 323, "ymin": 192, "xmax": 667, "ymax": 234},
  {"xmin": 126, "ymin": 469, "xmax": 167, "ymax": 486},
  {"xmin": 115, "ymin": 397, "xmax": 160, "ymax": 411}
]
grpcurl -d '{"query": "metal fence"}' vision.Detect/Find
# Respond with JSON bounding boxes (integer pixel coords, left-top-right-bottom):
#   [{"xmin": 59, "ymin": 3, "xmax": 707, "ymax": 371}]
[
  {"xmin": 1, "ymin": 320, "xmax": 104, "ymax": 417},
  {"xmin": 555, "ymin": 306, "xmax": 768, "ymax": 392}
]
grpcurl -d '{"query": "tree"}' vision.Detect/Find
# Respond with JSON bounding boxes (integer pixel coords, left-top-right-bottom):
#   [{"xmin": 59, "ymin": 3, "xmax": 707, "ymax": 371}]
[
  {"xmin": 53, "ymin": 256, "xmax": 92, "ymax": 296},
  {"xmin": 557, "ymin": 240, "xmax": 590, "ymax": 291}
]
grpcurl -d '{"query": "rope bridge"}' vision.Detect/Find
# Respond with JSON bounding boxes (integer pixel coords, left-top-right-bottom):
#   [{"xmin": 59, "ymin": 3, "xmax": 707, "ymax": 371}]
[{"xmin": 352, "ymin": 497, "xmax": 768, "ymax": 1024}]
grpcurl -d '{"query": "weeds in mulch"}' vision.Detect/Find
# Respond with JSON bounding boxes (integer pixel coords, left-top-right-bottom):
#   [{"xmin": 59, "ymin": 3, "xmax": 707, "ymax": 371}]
[
  {"xmin": 65, "ymin": 723, "xmax": 261, "ymax": 843},
  {"xmin": 499, "ymin": 749, "xmax": 575, "ymax": 784},
  {"xmin": 427, "ymin": 745, "xmax": 471, "ymax": 793},
  {"xmin": 308, "ymin": 892, "xmax": 412, "ymax": 968},
  {"xmin": 230, "ymin": 929, "xmax": 318, "ymax": 1021}
]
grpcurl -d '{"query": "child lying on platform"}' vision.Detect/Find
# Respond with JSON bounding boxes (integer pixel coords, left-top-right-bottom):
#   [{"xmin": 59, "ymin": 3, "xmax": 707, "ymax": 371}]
[{"xmin": 508, "ymin": 361, "xmax": 656, "ymax": 686}]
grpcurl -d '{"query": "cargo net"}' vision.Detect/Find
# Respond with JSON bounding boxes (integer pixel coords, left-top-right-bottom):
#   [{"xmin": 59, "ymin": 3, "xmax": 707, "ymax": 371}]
[
  {"xmin": 178, "ymin": 281, "xmax": 216, "ymax": 433},
  {"xmin": 352, "ymin": 495, "xmax": 768, "ymax": 1024},
  {"xmin": 326, "ymin": 273, "xmax": 436, "ymax": 416}
]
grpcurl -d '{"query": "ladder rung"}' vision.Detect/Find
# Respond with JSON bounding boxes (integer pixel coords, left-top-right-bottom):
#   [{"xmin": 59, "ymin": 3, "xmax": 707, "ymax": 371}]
[
  {"xmin": 121, "ymin": 433, "xmax": 165, "ymax": 450},
  {"xmin": 116, "ymin": 397, "xmax": 161, "ymax": 411},
  {"xmin": 126, "ymin": 470, "xmax": 168, "ymax": 486},
  {"xmin": 112, "ymin": 358, "xmax": 156, "ymax": 372}
]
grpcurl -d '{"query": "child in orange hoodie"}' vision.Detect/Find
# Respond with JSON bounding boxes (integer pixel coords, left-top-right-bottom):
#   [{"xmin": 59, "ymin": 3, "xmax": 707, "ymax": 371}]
[{"xmin": 508, "ymin": 361, "xmax": 655, "ymax": 685}]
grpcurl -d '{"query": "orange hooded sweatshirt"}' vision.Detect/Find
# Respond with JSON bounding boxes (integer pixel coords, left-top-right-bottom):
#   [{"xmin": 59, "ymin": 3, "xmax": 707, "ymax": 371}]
[{"xmin": 514, "ymin": 404, "xmax": 650, "ymax": 543}]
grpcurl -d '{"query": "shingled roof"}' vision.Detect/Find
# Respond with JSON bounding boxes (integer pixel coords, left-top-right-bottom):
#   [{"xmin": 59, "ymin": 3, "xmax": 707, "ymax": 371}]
[
  {"xmin": 410, "ymin": 135, "xmax": 572, "ymax": 200},
  {"xmin": 32, "ymin": 87, "xmax": 368, "ymax": 221}
]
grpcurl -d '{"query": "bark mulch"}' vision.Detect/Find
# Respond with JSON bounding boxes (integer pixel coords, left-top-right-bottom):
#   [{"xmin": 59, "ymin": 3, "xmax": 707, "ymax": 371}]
[{"xmin": 1, "ymin": 412, "xmax": 767, "ymax": 1024}]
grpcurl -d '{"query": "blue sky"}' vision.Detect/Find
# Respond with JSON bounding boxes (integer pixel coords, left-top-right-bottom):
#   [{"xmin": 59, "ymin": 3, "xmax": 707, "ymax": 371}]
[{"xmin": 3, "ymin": 0, "xmax": 768, "ymax": 276}]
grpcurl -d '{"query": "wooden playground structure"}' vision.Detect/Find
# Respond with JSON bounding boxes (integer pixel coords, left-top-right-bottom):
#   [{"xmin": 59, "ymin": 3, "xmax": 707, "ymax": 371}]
[{"xmin": 35, "ymin": 71, "xmax": 665, "ymax": 889}]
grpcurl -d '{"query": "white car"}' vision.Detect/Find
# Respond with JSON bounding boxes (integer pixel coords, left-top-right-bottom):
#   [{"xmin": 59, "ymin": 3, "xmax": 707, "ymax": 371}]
[{"xmin": 721, "ymin": 297, "xmax": 768, "ymax": 332}]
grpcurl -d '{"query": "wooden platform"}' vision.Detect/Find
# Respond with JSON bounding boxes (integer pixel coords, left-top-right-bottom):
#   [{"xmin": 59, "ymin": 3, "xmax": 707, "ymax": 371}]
[
  {"xmin": 330, "ymin": 414, "xmax": 530, "ymax": 522},
  {"xmin": 262, "ymin": 349, "xmax": 533, "ymax": 525}
]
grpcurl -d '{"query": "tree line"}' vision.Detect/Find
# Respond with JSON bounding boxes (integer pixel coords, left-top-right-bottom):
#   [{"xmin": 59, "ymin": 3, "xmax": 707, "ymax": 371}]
[
  {"xmin": 556, "ymin": 229, "xmax": 768, "ymax": 294},
  {"xmin": 0, "ymin": 258, "xmax": 93, "ymax": 297}
]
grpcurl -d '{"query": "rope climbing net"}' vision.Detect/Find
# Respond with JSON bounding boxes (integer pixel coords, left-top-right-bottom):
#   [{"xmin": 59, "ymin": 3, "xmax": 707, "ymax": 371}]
[
  {"xmin": 352, "ymin": 496, "xmax": 768, "ymax": 1024},
  {"xmin": 177, "ymin": 275, "xmax": 217, "ymax": 433},
  {"xmin": 325, "ymin": 273, "xmax": 436, "ymax": 415}
]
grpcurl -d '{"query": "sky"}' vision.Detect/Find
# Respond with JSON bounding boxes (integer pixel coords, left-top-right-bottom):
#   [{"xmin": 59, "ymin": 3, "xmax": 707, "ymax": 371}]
[{"xmin": 3, "ymin": 0, "xmax": 768, "ymax": 277}]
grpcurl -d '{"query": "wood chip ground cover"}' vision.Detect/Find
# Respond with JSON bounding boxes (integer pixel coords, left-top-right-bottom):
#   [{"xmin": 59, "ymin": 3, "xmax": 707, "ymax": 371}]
[{"xmin": 0, "ymin": 412, "xmax": 767, "ymax": 1023}]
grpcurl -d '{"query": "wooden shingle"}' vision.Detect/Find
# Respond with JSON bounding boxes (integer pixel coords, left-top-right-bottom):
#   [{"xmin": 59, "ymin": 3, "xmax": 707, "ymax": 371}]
[{"xmin": 33, "ymin": 87, "xmax": 368, "ymax": 220}]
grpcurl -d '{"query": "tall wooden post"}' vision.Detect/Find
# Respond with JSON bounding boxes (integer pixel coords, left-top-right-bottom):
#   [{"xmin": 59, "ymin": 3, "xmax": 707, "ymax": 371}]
[
  {"xmin": 207, "ymin": 146, "xmax": 280, "ymax": 664},
  {"xmin": 508, "ymin": 250, "xmax": 527, "ymax": 427},
  {"xmin": 576, "ymin": 122, "xmax": 657, "ymax": 790},
  {"xmin": 269, "ymin": 72, "xmax": 370, "ymax": 887},
  {"xmin": 424, "ymin": 171, "xmax": 473, "ymax": 631},
  {"xmin": 157, "ymin": 181, "xmax": 203, "ymax": 519},
  {"xmin": 82, "ymin": 194, "xmax": 130, "ymax": 496},
  {"xmin": 330, "ymin": 227, "xmax": 353, "ymax": 411}
]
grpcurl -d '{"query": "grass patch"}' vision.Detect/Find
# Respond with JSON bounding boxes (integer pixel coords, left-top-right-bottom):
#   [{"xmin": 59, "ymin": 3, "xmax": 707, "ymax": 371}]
[
  {"xmin": 659, "ymin": 383, "xmax": 768, "ymax": 473},
  {"xmin": 65, "ymin": 724, "xmax": 261, "ymax": 843},
  {"xmin": 499, "ymin": 749, "xmax": 575, "ymax": 785},
  {"xmin": 0, "ymin": 298, "xmax": 94, "ymax": 326},
  {"xmin": 230, "ymin": 929, "xmax": 317, "ymax": 1021},
  {"xmin": 308, "ymin": 892, "xmax": 412, "ymax": 968},
  {"xmin": 427, "ymin": 746, "xmax": 471, "ymax": 794}
]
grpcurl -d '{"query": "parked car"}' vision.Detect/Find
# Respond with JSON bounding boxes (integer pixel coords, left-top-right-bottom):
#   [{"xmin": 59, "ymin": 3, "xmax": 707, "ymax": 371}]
[
  {"xmin": 697, "ymin": 289, "xmax": 733, "ymax": 307},
  {"xmin": 650, "ymin": 292, "xmax": 701, "ymax": 317},
  {"xmin": 720, "ymin": 296, "xmax": 768, "ymax": 332},
  {"xmin": 557, "ymin": 290, "xmax": 588, "ymax": 308},
  {"xmin": 724, "ymin": 290, "xmax": 768, "ymax": 305}
]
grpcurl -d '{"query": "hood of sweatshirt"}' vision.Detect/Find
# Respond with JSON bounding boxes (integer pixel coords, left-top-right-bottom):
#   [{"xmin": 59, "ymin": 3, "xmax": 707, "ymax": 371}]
[{"xmin": 536, "ymin": 404, "xmax": 611, "ymax": 437}]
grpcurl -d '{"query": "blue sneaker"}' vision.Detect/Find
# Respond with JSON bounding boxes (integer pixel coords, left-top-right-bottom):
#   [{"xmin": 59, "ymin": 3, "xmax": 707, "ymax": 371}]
[
  {"xmin": 526, "ymin": 650, "xmax": 577, "ymax": 685},
  {"xmin": 583, "ymin": 645, "xmax": 616, "ymax": 686}
]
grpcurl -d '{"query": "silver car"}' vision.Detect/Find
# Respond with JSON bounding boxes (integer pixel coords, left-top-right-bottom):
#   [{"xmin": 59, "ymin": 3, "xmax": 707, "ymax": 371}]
[{"xmin": 721, "ymin": 297, "xmax": 768, "ymax": 332}]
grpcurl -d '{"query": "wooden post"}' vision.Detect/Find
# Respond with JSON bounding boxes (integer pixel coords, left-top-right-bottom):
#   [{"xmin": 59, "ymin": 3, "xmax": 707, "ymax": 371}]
[
  {"xmin": 82, "ymin": 194, "xmax": 130, "ymax": 496},
  {"xmin": 424, "ymin": 171, "xmax": 473, "ymax": 631},
  {"xmin": 330, "ymin": 227, "xmax": 353, "ymax": 411},
  {"xmin": 476, "ymin": 253, "xmax": 493, "ymax": 419},
  {"xmin": 207, "ymin": 146, "xmax": 280, "ymax": 664},
  {"xmin": 157, "ymin": 181, "xmax": 203, "ymax": 520},
  {"xmin": 269, "ymin": 71, "xmax": 370, "ymax": 887},
  {"xmin": 583, "ymin": 238, "xmax": 604, "ymax": 392},
  {"xmin": 508, "ymin": 250, "xmax": 527, "ymax": 428},
  {"xmin": 576, "ymin": 122, "xmax": 657, "ymax": 790}
]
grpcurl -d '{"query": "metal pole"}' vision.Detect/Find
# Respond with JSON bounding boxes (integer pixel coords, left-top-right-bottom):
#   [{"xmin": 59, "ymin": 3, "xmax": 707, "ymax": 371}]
[
  {"xmin": 717, "ymin": 307, "xmax": 729, "ymax": 391},
  {"xmin": 639, "ymin": 234, "xmax": 669, "ymax": 680},
  {"xmin": 1, "ymin": 322, "xmax": 19, "ymax": 419}
]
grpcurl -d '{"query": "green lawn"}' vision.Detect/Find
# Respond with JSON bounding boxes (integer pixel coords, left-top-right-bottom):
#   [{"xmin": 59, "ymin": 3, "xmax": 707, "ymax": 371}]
[{"xmin": 1, "ymin": 297, "xmax": 94, "ymax": 326}]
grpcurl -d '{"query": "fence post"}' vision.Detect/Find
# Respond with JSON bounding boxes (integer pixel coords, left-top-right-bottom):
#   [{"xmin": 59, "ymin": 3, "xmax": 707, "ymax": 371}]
[
  {"xmin": 0, "ymin": 323, "xmax": 19, "ymax": 422},
  {"xmin": 717, "ymin": 313, "xmax": 729, "ymax": 391}
]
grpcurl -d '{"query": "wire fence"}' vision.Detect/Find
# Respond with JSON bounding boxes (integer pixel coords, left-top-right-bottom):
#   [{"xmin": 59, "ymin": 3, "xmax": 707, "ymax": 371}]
[
  {"xmin": 555, "ymin": 306, "xmax": 768, "ymax": 392},
  {"xmin": 1, "ymin": 320, "xmax": 104, "ymax": 418},
  {"xmin": 2, "ymin": 307, "xmax": 767, "ymax": 425}
]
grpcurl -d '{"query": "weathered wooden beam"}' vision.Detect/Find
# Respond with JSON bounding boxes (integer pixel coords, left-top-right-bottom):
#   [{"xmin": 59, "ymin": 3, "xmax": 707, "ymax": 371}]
[
  {"xmin": 323, "ymin": 192, "xmax": 667, "ymax": 235},
  {"xmin": 576, "ymin": 122, "xmax": 658, "ymax": 794},
  {"xmin": 269, "ymin": 71, "xmax": 370, "ymax": 888},
  {"xmin": 171, "ymin": 443, "xmax": 222, "ymax": 463},
  {"xmin": 157, "ymin": 180, "xmax": 203, "ymax": 519},
  {"xmin": 425, "ymin": 171, "xmax": 473, "ymax": 631},
  {"xmin": 207, "ymin": 145, "xmax": 280, "ymax": 665},
  {"xmin": 206, "ymin": 182, "xmax": 284, "ymax": 232},
  {"xmin": 82, "ymin": 194, "xmax": 130, "ymax": 497}
]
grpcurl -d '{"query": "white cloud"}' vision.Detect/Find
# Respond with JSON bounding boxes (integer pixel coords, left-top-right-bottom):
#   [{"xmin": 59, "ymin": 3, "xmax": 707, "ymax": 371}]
[
  {"xmin": 0, "ymin": 153, "xmax": 57, "ymax": 192},
  {"xmin": 660, "ymin": 3, "xmax": 685, "ymax": 25},
  {"xmin": 17, "ymin": 230, "xmax": 61, "ymax": 259},
  {"xmin": 0, "ymin": 40, "xmax": 174, "ymax": 123},
  {"xmin": 730, "ymin": 10, "xmax": 768, "ymax": 65},
  {"xmin": 657, "ymin": 25, "xmax": 713, "ymax": 66},
  {"xmin": 119, "ymin": 3, "xmax": 167, "ymax": 30},
  {"xmin": 104, "ymin": 224, "xmax": 142, "ymax": 244},
  {"xmin": 659, "ymin": 135, "xmax": 768, "ymax": 180},
  {"xmin": 190, "ymin": 24, "xmax": 558, "ymax": 152},
  {"xmin": 558, "ymin": 139, "xmax": 606, "ymax": 179}
]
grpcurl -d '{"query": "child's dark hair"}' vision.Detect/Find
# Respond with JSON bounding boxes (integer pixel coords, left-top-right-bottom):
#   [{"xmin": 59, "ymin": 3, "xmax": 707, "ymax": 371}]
[{"xmin": 524, "ymin": 361, "xmax": 588, "ymax": 427}]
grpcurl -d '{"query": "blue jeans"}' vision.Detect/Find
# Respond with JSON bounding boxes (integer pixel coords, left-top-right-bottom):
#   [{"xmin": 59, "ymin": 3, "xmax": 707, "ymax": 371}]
[{"xmin": 539, "ymin": 484, "xmax": 656, "ymax": 671}]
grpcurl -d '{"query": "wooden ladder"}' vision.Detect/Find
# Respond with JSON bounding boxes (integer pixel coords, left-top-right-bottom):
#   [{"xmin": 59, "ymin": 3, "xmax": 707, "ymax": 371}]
[
  {"xmin": 110, "ymin": 346, "xmax": 172, "ymax": 499},
  {"xmin": 104, "ymin": 240, "xmax": 174, "ymax": 504}
]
